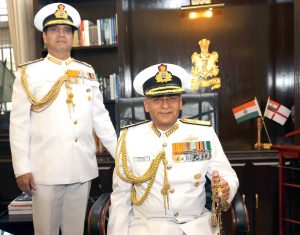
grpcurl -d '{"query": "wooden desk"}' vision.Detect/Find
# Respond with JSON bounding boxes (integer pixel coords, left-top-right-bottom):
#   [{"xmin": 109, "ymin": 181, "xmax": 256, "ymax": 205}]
[
  {"xmin": 0, "ymin": 210, "xmax": 33, "ymax": 235},
  {"xmin": 227, "ymin": 150, "xmax": 279, "ymax": 235},
  {"xmin": 0, "ymin": 197, "xmax": 103, "ymax": 235},
  {"xmin": 271, "ymin": 144, "xmax": 300, "ymax": 235}
]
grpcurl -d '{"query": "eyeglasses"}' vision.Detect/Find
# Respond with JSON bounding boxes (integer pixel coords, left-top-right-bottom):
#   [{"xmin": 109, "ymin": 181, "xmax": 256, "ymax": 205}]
[
  {"xmin": 148, "ymin": 95, "xmax": 181, "ymax": 105},
  {"xmin": 47, "ymin": 25, "xmax": 73, "ymax": 34}
]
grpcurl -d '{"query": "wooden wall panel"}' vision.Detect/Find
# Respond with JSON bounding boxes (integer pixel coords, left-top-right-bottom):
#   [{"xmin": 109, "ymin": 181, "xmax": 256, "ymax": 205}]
[{"xmin": 121, "ymin": 0, "xmax": 294, "ymax": 150}]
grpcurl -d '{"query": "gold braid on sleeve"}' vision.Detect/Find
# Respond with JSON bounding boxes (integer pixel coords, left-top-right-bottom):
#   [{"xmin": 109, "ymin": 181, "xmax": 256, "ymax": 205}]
[
  {"xmin": 116, "ymin": 128, "xmax": 170, "ymax": 213},
  {"xmin": 21, "ymin": 66, "xmax": 68, "ymax": 112}
]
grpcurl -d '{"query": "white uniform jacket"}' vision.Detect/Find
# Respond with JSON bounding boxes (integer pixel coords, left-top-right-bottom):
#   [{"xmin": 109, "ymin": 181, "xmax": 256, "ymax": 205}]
[
  {"xmin": 108, "ymin": 119, "xmax": 239, "ymax": 235},
  {"xmin": 10, "ymin": 54, "xmax": 117, "ymax": 184}
]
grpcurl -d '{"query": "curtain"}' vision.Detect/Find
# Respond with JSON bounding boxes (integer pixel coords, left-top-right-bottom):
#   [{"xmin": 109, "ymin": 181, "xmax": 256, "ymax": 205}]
[{"xmin": 6, "ymin": 0, "xmax": 36, "ymax": 67}]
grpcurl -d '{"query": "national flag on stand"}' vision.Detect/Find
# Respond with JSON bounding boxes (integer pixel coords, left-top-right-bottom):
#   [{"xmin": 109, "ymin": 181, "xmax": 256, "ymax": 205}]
[
  {"xmin": 232, "ymin": 98, "xmax": 262, "ymax": 124},
  {"xmin": 264, "ymin": 97, "xmax": 291, "ymax": 125}
]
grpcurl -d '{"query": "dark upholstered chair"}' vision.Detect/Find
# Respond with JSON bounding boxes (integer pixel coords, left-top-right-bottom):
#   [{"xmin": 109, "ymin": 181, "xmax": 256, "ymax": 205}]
[
  {"xmin": 115, "ymin": 93, "xmax": 219, "ymax": 135},
  {"xmin": 89, "ymin": 94, "xmax": 250, "ymax": 234},
  {"xmin": 88, "ymin": 180, "xmax": 250, "ymax": 235}
]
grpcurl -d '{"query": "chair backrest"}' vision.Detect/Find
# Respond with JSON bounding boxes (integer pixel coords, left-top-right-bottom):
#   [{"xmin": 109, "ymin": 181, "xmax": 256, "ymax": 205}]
[
  {"xmin": 230, "ymin": 193, "xmax": 250, "ymax": 235},
  {"xmin": 115, "ymin": 92, "xmax": 219, "ymax": 135},
  {"xmin": 88, "ymin": 193, "xmax": 111, "ymax": 235}
]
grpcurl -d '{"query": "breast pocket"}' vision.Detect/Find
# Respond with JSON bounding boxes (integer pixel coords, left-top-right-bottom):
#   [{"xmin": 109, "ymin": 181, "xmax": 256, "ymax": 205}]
[
  {"xmin": 174, "ymin": 161, "xmax": 209, "ymax": 185},
  {"xmin": 33, "ymin": 82, "xmax": 55, "ymax": 100},
  {"xmin": 129, "ymin": 155, "xmax": 153, "ymax": 176}
]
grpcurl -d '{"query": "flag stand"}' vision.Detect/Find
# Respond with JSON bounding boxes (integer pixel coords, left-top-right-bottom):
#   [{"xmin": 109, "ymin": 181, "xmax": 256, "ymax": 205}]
[
  {"xmin": 255, "ymin": 117, "xmax": 272, "ymax": 149},
  {"xmin": 255, "ymin": 117, "xmax": 262, "ymax": 149}
]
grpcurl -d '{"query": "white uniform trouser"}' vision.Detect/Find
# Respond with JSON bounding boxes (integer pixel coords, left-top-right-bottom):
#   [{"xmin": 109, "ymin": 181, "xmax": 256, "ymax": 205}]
[
  {"xmin": 128, "ymin": 212, "xmax": 219, "ymax": 235},
  {"xmin": 32, "ymin": 181, "xmax": 91, "ymax": 235},
  {"xmin": 129, "ymin": 218, "xmax": 185, "ymax": 235}
]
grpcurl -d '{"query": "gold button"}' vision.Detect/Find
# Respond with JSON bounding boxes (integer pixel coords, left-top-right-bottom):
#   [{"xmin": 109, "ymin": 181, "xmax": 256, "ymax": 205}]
[
  {"xmin": 194, "ymin": 181, "xmax": 200, "ymax": 187},
  {"xmin": 88, "ymin": 96, "xmax": 92, "ymax": 101},
  {"xmin": 75, "ymin": 138, "xmax": 78, "ymax": 142},
  {"xmin": 170, "ymin": 188, "xmax": 175, "ymax": 193},
  {"xmin": 66, "ymin": 98, "xmax": 72, "ymax": 104},
  {"xmin": 167, "ymin": 165, "xmax": 172, "ymax": 170},
  {"xmin": 162, "ymin": 142, "xmax": 167, "ymax": 148},
  {"xmin": 174, "ymin": 211, "xmax": 179, "ymax": 217},
  {"xmin": 73, "ymin": 120, "xmax": 78, "ymax": 125},
  {"xmin": 194, "ymin": 173, "xmax": 201, "ymax": 180},
  {"xmin": 86, "ymin": 88, "xmax": 91, "ymax": 92}
]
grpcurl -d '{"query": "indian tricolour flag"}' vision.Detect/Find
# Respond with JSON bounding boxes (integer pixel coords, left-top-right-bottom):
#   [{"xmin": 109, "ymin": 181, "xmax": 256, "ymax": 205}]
[
  {"xmin": 232, "ymin": 98, "xmax": 262, "ymax": 124},
  {"xmin": 264, "ymin": 97, "xmax": 291, "ymax": 125}
]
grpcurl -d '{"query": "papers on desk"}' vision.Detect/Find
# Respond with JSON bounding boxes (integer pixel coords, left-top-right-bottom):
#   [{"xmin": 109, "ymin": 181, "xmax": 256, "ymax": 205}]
[{"xmin": 8, "ymin": 192, "xmax": 32, "ymax": 215}]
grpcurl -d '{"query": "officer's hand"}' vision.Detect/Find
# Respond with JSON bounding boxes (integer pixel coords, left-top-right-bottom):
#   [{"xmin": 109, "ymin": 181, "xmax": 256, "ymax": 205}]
[
  {"xmin": 212, "ymin": 170, "xmax": 230, "ymax": 201},
  {"xmin": 219, "ymin": 176, "xmax": 230, "ymax": 201},
  {"xmin": 16, "ymin": 173, "xmax": 36, "ymax": 193}
]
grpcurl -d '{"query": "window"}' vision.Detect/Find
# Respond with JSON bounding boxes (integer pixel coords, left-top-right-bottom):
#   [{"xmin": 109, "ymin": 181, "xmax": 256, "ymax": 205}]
[
  {"xmin": 0, "ymin": 0, "xmax": 15, "ymax": 113},
  {"xmin": 0, "ymin": 0, "xmax": 15, "ymax": 72}
]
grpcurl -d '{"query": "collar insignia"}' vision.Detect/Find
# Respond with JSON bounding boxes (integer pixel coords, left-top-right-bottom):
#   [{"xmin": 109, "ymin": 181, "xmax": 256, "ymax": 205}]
[
  {"xmin": 151, "ymin": 123, "xmax": 179, "ymax": 138},
  {"xmin": 151, "ymin": 124, "xmax": 161, "ymax": 137},
  {"xmin": 165, "ymin": 123, "xmax": 179, "ymax": 137},
  {"xmin": 47, "ymin": 56, "xmax": 74, "ymax": 66},
  {"xmin": 66, "ymin": 58, "xmax": 74, "ymax": 65},
  {"xmin": 47, "ymin": 56, "xmax": 62, "ymax": 65}
]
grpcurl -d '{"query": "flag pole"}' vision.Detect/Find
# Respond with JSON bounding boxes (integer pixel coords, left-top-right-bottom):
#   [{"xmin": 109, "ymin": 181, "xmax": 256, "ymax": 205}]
[
  {"xmin": 261, "ymin": 116, "xmax": 272, "ymax": 144},
  {"xmin": 255, "ymin": 97, "xmax": 272, "ymax": 145},
  {"xmin": 261, "ymin": 97, "xmax": 272, "ymax": 144}
]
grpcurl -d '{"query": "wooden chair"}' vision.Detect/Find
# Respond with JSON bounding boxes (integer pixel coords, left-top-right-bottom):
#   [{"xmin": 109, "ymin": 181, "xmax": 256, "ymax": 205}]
[
  {"xmin": 88, "ymin": 181, "xmax": 250, "ymax": 235},
  {"xmin": 271, "ymin": 129, "xmax": 300, "ymax": 235}
]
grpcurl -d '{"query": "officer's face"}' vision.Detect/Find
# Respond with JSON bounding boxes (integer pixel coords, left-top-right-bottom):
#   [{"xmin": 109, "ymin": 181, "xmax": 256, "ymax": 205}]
[
  {"xmin": 144, "ymin": 95, "xmax": 182, "ymax": 131},
  {"xmin": 43, "ymin": 25, "xmax": 73, "ymax": 59}
]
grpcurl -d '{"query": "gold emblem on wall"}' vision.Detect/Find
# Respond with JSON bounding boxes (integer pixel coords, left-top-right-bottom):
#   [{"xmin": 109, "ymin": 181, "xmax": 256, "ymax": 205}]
[{"xmin": 191, "ymin": 39, "xmax": 221, "ymax": 90}]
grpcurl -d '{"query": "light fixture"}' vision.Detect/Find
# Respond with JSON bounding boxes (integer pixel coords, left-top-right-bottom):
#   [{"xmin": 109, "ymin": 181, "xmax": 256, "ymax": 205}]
[{"xmin": 180, "ymin": 0, "xmax": 225, "ymax": 19}]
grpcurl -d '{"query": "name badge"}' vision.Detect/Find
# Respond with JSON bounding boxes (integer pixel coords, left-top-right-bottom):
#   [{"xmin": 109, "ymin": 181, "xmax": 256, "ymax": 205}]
[{"xmin": 133, "ymin": 156, "xmax": 150, "ymax": 162}]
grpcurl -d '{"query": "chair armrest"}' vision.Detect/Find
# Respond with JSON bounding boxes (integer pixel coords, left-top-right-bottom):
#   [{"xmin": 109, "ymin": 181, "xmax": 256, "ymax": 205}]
[
  {"xmin": 230, "ymin": 193, "xmax": 250, "ymax": 235},
  {"xmin": 284, "ymin": 129, "xmax": 300, "ymax": 138},
  {"xmin": 88, "ymin": 193, "xmax": 111, "ymax": 235}
]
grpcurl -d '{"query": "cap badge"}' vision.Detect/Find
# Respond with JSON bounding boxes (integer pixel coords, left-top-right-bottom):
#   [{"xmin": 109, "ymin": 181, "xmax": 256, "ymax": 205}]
[
  {"xmin": 155, "ymin": 64, "xmax": 172, "ymax": 83},
  {"xmin": 54, "ymin": 4, "xmax": 68, "ymax": 19}
]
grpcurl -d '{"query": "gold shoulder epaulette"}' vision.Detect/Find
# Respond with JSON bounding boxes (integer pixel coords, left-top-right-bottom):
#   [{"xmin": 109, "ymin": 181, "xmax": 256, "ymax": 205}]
[
  {"xmin": 18, "ymin": 58, "xmax": 44, "ymax": 68},
  {"xmin": 180, "ymin": 118, "xmax": 211, "ymax": 126},
  {"xmin": 74, "ymin": 59, "xmax": 93, "ymax": 69},
  {"xmin": 121, "ymin": 120, "xmax": 150, "ymax": 130}
]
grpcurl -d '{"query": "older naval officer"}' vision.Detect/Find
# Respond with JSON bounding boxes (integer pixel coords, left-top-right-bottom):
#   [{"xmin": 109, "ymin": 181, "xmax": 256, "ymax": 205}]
[
  {"xmin": 9, "ymin": 3, "xmax": 117, "ymax": 235},
  {"xmin": 107, "ymin": 63, "xmax": 239, "ymax": 235}
]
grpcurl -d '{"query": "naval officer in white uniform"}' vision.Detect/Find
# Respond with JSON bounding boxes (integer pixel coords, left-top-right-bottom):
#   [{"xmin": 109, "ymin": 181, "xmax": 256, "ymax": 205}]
[
  {"xmin": 9, "ymin": 3, "xmax": 117, "ymax": 235},
  {"xmin": 108, "ymin": 63, "xmax": 239, "ymax": 235}
]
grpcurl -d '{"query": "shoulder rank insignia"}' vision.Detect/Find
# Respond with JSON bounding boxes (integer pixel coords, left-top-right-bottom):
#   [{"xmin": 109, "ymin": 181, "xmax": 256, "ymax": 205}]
[
  {"xmin": 121, "ymin": 120, "xmax": 150, "ymax": 130},
  {"xmin": 74, "ymin": 59, "xmax": 93, "ymax": 69},
  {"xmin": 18, "ymin": 58, "xmax": 44, "ymax": 68},
  {"xmin": 180, "ymin": 118, "xmax": 211, "ymax": 126}
]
